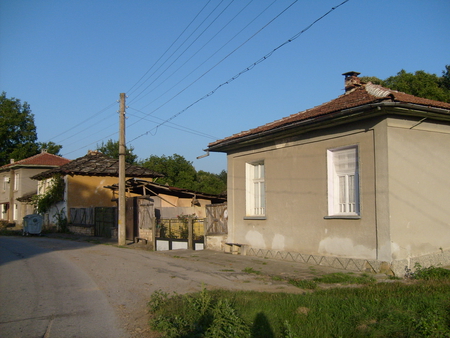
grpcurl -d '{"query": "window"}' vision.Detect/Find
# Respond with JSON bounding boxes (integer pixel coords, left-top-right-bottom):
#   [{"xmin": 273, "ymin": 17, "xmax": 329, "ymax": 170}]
[
  {"xmin": 14, "ymin": 173, "xmax": 19, "ymax": 191},
  {"xmin": 246, "ymin": 161, "xmax": 265, "ymax": 217},
  {"xmin": 327, "ymin": 146, "xmax": 359, "ymax": 216},
  {"xmin": 2, "ymin": 176, "xmax": 8, "ymax": 191}
]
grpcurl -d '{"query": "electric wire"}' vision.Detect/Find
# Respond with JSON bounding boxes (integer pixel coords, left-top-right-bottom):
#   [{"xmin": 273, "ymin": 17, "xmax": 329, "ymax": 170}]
[
  {"xmin": 127, "ymin": 0, "xmax": 297, "ymax": 131},
  {"xmin": 53, "ymin": 1, "xmax": 275, "ymax": 156},
  {"xmin": 126, "ymin": 0, "xmax": 212, "ymax": 97},
  {"xmin": 128, "ymin": 0, "xmax": 238, "ymax": 106},
  {"xmin": 136, "ymin": 0, "xmax": 275, "ymax": 111},
  {"xmin": 43, "ymin": 101, "xmax": 117, "ymax": 144},
  {"xmin": 127, "ymin": 107, "xmax": 218, "ymax": 139},
  {"xmin": 128, "ymin": 0, "xmax": 227, "ymax": 104},
  {"xmin": 127, "ymin": 0, "xmax": 350, "ymax": 144}
]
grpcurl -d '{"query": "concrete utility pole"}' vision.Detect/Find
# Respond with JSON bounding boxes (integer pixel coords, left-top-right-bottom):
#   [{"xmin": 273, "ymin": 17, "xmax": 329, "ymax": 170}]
[{"xmin": 118, "ymin": 93, "xmax": 126, "ymax": 246}]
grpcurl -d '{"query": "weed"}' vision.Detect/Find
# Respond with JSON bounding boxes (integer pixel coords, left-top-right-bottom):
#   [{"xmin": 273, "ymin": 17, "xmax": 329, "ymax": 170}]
[
  {"xmin": 288, "ymin": 278, "xmax": 317, "ymax": 289},
  {"xmin": 410, "ymin": 263, "xmax": 450, "ymax": 280},
  {"xmin": 314, "ymin": 272, "xmax": 375, "ymax": 284},
  {"xmin": 148, "ymin": 280, "xmax": 450, "ymax": 338},
  {"xmin": 243, "ymin": 267, "xmax": 262, "ymax": 275}
]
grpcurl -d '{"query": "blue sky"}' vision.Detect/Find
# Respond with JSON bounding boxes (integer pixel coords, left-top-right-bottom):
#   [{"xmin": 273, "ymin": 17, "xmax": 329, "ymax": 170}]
[{"xmin": 1, "ymin": 0, "xmax": 449, "ymax": 174}]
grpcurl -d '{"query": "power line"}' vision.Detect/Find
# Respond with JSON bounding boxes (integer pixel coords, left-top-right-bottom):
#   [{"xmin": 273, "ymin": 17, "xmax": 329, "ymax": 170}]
[
  {"xmin": 128, "ymin": 0, "xmax": 350, "ymax": 144},
  {"xmin": 128, "ymin": 0, "xmax": 227, "ymax": 104},
  {"xmin": 127, "ymin": 106, "xmax": 218, "ymax": 139},
  {"xmin": 127, "ymin": 0, "xmax": 297, "ymax": 130},
  {"xmin": 44, "ymin": 101, "xmax": 117, "ymax": 144},
  {"xmin": 126, "ymin": 0, "xmax": 213, "ymax": 97}
]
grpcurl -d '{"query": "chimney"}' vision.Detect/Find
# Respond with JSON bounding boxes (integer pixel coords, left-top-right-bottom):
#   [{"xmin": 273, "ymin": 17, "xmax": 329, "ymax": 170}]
[
  {"xmin": 342, "ymin": 71, "xmax": 361, "ymax": 92},
  {"xmin": 10, "ymin": 159, "xmax": 14, "ymax": 164}
]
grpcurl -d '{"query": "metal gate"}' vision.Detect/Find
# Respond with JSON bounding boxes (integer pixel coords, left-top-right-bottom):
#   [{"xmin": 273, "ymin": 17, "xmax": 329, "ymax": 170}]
[{"xmin": 94, "ymin": 207, "xmax": 116, "ymax": 238}]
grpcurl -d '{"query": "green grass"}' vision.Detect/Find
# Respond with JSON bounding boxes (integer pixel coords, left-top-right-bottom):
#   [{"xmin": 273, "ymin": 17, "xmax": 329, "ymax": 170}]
[{"xmin": 148, "ymin": 269, "xmax": 450, "ymax": 338}]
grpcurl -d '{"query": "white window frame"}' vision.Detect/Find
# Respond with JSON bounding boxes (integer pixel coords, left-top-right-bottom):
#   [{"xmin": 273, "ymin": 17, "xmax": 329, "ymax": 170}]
[
  {"xmin": 3, "ymin": 176, "xmax": 8, "ymax": 191},
  {"xmin": 246, "ymin": 161, "xmax": 266, "ymax": 217},
  {"xmin": 14, "ymin": 173, "xmax": 19, "ymax": 191},
  {"xmin": 327, "ymin": 145, "xmax": 359, "ymax": 217}
]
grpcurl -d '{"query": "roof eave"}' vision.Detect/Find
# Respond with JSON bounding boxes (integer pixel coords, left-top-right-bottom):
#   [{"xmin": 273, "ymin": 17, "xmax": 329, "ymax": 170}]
[{"xmin": 207, "ymin": 102, "xmax": 450, "ymax": 153}]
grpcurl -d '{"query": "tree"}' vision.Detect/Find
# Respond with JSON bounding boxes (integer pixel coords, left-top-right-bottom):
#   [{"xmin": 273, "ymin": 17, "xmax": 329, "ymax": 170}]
[
  {"xmin": 139, "ymin": 154, "xmax": 227, "ymax": 195},
  {"xmin": 96, "ymin": 139, "xmax": 138, "ymax": 164},
  {"xmin": 195, "ymin": 170, "xmax": 227, "ymax": 195},
  {"xmin": 360, "ymin": 66, "xmax": 450, "ymax": 103},
  {"xmin": 38, "ymin": 141, "xmax": 63, "ymax": 155},
  {"xmin": 441, "ymin": 65, "xmax": 450, "ymax": 91},
  {"xmin": 0, "ymin": 92, "xmax": 38, "ymax": 166},
  {"xmin": 139, "ymin": 154, "xmax": 197, "ymax": 189}
]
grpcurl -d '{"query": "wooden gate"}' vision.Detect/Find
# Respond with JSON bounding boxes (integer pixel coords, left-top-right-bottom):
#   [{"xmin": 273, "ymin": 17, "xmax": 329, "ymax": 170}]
[
  {"xmin": 125, "ymin": 197, "xmax": 155, "ymax": 240},
  {"xmin": 137, "ymin": 198, "xmax": 154, "ymax": 233},
  {"xmin": 205, "ymin": 202, "xmax": 228, "ymax": 235},
  {"xmin": 94, "ymin": 207, "xmax": 116, "ymax": 238}
]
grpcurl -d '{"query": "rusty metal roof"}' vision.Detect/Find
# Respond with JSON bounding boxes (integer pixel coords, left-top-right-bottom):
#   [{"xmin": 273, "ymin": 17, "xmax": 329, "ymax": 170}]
[
  {"xmin": 207, "ymin": 83, "xmax": 450, "ymax": 151},
  {"xmin": 31, "ymin": 152, "xmax": 164, "ymax": 180},
  {"xmin": 104, "ymin": 178, "xmax": 226, "ymax": 203}
]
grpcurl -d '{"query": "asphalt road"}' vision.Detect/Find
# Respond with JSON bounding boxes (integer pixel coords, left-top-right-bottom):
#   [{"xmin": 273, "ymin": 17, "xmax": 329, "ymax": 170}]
[{"xmin": 0, "ymin": 236, "xmax": 345, "ymax": 337}]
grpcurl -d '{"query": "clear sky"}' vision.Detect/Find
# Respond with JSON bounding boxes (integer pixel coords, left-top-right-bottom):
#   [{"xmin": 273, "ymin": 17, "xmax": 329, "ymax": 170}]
[{"xmin": 1, "ymin": 0, "xmax": 449, "ymax": 174}]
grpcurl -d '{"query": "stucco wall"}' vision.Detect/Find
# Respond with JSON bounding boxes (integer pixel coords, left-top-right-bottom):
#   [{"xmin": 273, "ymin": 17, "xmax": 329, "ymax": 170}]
[
  {"xmin": 387, "ymin": 118, "xmax": 450, "ymax": 260},
  {"xmin": 227, "ymin": 122, "xmax": 378, "ymax": 260},
  {"xmin": 67, "ymin": 176, "xmax": 119, "ymax": 210}
]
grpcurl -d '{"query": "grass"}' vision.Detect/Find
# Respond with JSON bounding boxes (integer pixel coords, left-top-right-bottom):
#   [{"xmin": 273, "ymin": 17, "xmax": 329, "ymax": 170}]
[{"xmin": 148, "ymin": 266, "xmax": 450, "ymax": 338}]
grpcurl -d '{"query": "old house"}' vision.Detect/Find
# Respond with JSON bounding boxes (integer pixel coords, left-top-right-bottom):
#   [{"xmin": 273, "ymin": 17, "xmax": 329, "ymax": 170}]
[
  {"xmin": 31, "ymin": 151, "xmax": 163, "ymax": 235},
  {"xmin": 105, "ymin": 178, "xmax": 227, "ymax": 246},
  {"xmin": 0, "ymin": 151, "xmax": 70, "ymax": 226},
  {"xmin": 205, "ymin": 72, "xmax": 450, "ymax": 275}
]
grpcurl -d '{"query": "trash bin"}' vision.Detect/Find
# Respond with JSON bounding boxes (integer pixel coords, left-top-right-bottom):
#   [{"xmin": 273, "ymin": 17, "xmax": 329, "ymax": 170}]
[{"xmin": 23, "ymin": 214, "xmax": 43, "ymax": 236}]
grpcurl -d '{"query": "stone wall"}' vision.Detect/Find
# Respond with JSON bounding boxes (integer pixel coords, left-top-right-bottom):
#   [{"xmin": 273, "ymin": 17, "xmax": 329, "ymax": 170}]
[{"xmin": 68, "ymin": 224, "xmax": 95, "ymax": 236}]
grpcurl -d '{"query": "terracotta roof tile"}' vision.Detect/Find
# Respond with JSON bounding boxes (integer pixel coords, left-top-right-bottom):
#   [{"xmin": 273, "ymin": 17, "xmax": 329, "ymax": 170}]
[
  {"xmin": 0, "ymin": 152, "xmax": 70, "ymax": 171},
  {"xmin": 208, "ymin": 83, "xmax": 450, "ymax": 149}
]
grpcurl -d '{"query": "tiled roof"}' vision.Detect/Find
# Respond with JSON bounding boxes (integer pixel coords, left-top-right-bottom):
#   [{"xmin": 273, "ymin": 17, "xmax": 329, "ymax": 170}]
[
  {"xmin": 31, "ymin": 152, "xmax": 164, "ymax": 180},
  {"xmin": 0, "ymin": 152, "xmax": 70, "ymax": 171},
  {"xmin": 207, "ymin": 83, "xmax": 450, "ymax": 150}
]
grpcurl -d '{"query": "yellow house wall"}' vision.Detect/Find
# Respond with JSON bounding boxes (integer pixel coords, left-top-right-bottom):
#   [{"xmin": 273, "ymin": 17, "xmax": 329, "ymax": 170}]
[{"xmin": 66, "ymin": 175, "xmax": 119, "ymax": 209}]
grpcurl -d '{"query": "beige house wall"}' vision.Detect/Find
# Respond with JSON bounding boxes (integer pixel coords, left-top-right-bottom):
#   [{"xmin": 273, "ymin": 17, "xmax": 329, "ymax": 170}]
[
  {"xmin": 0, "ymin": 167, "xmax": 51, "ymax": 225},
  {"xmin": 227, "ymin": 121, "xmax": 378, "ymax": 260},
  {"xmin": 223, "ymin": 115, "xmax": 450, "ymax": 275},
  {"xmin": 386, "ymin": 118, "xmax": 450, "ymax": 261}
]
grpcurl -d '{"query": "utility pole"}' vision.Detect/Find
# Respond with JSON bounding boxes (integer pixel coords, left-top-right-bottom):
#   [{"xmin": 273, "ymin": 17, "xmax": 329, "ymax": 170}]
[{"xmin": 118, "ymin": 93, "xmax": 126, "ymax": 246}]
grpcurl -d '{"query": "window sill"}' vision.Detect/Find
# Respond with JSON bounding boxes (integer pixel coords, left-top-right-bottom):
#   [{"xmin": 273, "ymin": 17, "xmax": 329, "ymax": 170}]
[
  {"xmin": 324, "ymin": 215, "xmax": 361, "ymax": 220},
  {"xmin": 244, "ymin": 216, "xmax": 267, "ymax": 220}
]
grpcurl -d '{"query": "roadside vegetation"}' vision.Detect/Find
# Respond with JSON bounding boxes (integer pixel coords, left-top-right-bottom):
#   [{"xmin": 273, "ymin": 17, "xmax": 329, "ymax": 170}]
[{"xmin": 148, "ymin": 265, "xmax": 450, "ymax": 338}]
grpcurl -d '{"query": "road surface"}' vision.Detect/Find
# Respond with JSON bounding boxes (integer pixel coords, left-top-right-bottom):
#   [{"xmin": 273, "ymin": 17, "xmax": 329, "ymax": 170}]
[{"xmin": 0, "ymin": 236, "xmax": 340, "ymax": 337}]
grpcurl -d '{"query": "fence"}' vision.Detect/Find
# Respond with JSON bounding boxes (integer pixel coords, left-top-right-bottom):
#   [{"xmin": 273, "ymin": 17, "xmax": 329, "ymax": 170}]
[{"xmin": 157, "ymin": 218, "xmax": 204, "ymax": 240}]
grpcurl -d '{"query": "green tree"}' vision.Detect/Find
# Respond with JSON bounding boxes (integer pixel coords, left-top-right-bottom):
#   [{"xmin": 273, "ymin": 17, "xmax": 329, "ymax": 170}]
[
  {"xmin": 361, "ymin": 66, "xmax": 450, "ymax": 103},
  {"xmin": 37, "ymin": 141, "xmax": 63, "ymax": 155},
  {"xmin": 195, "ymin": 170, "xmax": 227, "ymax": 195},
  {"xmin": 0, "ymin": 92, "xmax": 39, "ymax": 166},
  {"xmin": 441, "ymin": 65, "xmax": 450, "ymax": 91},
  {"xmin": 140, "ymin": 154, "xmax": 197, "ymax": 189},
  {"xmin": 139, "ymin": 154, "xmax": 227, "ymax": 195},
  {"xmin": 96, "ymin": 139, "xmax": 138, "ymax": 164}
]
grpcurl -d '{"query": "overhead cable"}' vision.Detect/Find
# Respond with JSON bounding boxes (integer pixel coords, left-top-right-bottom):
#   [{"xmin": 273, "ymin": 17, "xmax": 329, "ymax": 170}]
[{"xmin": 128, "ymin": 0, "xmax": 350, "ymax": 144}]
